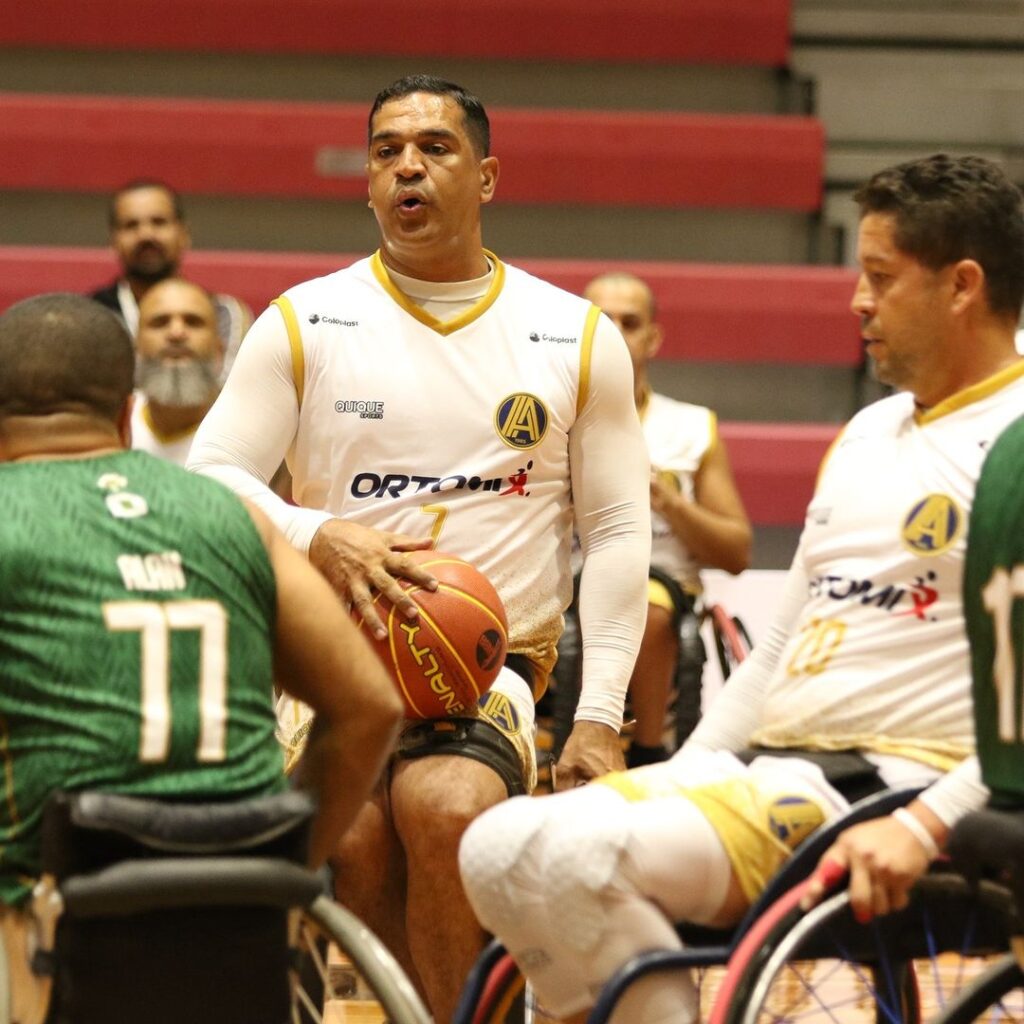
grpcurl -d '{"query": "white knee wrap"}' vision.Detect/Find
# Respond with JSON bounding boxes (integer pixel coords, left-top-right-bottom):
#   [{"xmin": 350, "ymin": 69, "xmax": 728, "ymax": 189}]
[{"xmin": 459, "ymin": 795, "xmax": 548, "ymax": 931}]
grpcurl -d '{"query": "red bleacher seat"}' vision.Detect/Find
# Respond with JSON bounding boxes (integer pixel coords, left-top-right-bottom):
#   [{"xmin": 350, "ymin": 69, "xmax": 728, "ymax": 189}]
[
  {"xmin": 0, "ymin": 246, "xmax": 860, "ymax": 366},
  {"xmin": 720, "ymin": 421, "xmax": 838, "ymax": 526},
  {"xmin": 0, "ymin": 93, "xmax": 824, "ymax": 212},
  {"xmin": 0, "ymin": 0, "xmax": 793, "ymax": 66}
]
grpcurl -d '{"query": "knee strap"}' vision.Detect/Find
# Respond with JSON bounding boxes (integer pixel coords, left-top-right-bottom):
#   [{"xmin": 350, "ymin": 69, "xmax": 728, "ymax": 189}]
[{"xmin": 396, "ymin": 719, "xmax": 527, "ymax": 797}]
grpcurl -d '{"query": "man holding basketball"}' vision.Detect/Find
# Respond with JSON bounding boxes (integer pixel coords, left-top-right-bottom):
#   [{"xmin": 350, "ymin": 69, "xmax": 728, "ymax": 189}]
[{"xmin": 188, "ymin": 75, "xmax": 650, "ymax": 1021}]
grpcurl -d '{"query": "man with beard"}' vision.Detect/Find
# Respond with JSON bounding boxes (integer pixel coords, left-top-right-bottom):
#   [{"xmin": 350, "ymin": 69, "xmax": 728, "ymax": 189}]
[
  {"xmin": 132, "ymin": 279, "xmax": 223, "ymax": 466},
  {"xmin": 89, "ymin": 180, "xmax": 252, "ymax": 379}
]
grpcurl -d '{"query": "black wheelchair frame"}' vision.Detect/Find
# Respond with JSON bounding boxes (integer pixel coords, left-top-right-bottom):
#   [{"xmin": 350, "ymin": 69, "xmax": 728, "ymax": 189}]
[{"xmin": 28, "ymin": 789, "xmax": 431, "ymax": 1024}]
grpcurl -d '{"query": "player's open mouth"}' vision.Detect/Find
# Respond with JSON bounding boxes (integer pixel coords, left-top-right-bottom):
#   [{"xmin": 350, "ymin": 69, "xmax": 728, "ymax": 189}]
[{"xmin": 397, "ymin": 194, "xmax": 426, "ymax": 211}]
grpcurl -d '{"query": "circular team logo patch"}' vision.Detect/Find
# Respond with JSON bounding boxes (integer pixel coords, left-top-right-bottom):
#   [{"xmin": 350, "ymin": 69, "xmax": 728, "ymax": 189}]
[
  {"xmin": 901, "ymin": 494, "xmax": 963, "ymax": 556},
  {"xmin": 494, "ymin": 393, "xmax": 549, "ymax": 450}
]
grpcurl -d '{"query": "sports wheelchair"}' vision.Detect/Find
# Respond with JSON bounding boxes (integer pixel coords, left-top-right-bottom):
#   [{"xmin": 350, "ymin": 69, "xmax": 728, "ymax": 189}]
[
  {"xmin": 918, "ymin": 805, "xmax": 1024, "ymax": 1024},
  {"xmin": 454, "ymin": 783, "xmax": 1024, "ymax": 1024},
  {"xmin": 22, "ymin": 788, "xmax": 430, "ymax": 1024},
  {"xmin": 544, "ymin": 568, "xmax": 751, "ymax": 762}
]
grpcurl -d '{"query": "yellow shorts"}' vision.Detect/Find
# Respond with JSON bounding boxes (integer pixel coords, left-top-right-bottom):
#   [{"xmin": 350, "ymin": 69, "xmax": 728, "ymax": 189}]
[{"xmin": 596, "ymin": 751, "xmax": 844, "ymax": 904}]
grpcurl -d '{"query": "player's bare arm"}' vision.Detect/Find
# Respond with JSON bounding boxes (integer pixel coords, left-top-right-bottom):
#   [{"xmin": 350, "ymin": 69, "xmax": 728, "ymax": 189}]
[
  {"xmin": 246, "ymin": 503, "xmax": 404, "ymax": 865},
  {"xmin": 308, "ymin": 518, "xmax": 437, "ymax": 640},
  {"xmin": 651, "ymin": 438, "xmax": 752, "ymax": 575}
]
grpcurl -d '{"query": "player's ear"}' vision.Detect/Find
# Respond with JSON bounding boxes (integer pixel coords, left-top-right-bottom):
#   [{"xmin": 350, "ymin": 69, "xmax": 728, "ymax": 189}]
[
  {"xmin": 480, "ymin": 156, "xmax": 499, "ymax": 205},
  {"xmin": 949, "ymin": 258, "xmax": 985, "ymax": 316}
]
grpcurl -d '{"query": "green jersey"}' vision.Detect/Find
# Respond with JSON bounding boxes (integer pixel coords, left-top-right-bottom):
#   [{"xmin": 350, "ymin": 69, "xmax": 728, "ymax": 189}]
[
  {"xmin": 0, "ymin": 451, "xmax": 286, "ymax": 904},
  {"xmin": 964, "ymin": 414, "xmax": 1024, "ymax": 806}
]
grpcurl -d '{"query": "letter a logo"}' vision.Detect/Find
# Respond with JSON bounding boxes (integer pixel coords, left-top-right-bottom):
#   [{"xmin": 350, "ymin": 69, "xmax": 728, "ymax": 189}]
[
  {"xmin": 495, "ymin": 393, "xmax": 549, "ymax": 450},
  {"xmin": 902, "ymin": 494, "xmax": 962, "ymax": 555}
]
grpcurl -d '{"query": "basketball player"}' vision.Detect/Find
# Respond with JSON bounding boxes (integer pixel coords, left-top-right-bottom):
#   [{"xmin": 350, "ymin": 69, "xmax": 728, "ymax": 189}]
[
  {"xmin": 0, "ymin": 294, "xmax": 403, "ymax": 1024},
  {"xmin": 583, "ymin": 271, "xmax": 751, "ymax": 764},
  {"xmin": 187, "ymin": 76, "xmax": 650, "ymax": 1020},
  {"xmin": 460, "ymin": 153, "xmax": 1024, "ymax": 1024},
  {"xmin": 132, "ymin": 278, "xmax": 224, "ymax": 466},
  {"xmin": 960, "ymin": 413, "xmax": 1024, "ymax": 805}
]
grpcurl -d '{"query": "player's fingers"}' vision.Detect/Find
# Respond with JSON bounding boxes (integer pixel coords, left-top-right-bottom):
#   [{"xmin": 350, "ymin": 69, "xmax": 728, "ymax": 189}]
[
  {"xmin": 350, "ymin": 586, "xmax": 387, "ymax": 640},
  {"xmin": 385, "ymin": 553, "xmax": 438, "ymax": 591},
  {"xmin": 387, "ymin": 534, "xmax": 435, "ymax": 553},
  {"xmin": 890, "ymin": 881, "xmax": 912, "ymax": 914},
  {"xmin": 551, "ymin": 761, "xmax": 583, "ymax": 792},
  {"xmin": 800, "ymin": 855, "xmax": 848, "ymax": 911},
  {"xmin": 846, "ymin": 855, "xmax": 876, "ymax": 924},
  {"xmin": 374, "ymin": 577, "xmax": 422, "ymax": 623}
]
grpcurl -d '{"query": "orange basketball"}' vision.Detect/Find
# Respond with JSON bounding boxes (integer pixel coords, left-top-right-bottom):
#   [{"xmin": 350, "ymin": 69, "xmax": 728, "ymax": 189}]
[{"xmin": 356, "ymin": 550, "xmax": 509, "ymax": 719}]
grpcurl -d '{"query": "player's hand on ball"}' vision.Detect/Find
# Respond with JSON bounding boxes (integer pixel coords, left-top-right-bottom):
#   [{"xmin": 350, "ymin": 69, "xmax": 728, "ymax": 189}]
[
  {"xmin": 309, "ymin": 519, "xmax": 435, "ymax": 639},
  {"xmin": 553, "ymin": 721, "xmax": 624, "ymax": 790}
]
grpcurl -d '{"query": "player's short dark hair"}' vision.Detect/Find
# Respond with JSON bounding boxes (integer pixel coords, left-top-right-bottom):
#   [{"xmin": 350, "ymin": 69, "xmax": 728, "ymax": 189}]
[
  {"xmin": 854, "ymin": 154, "xmax": 1024, "ymax": 319},
  {"xmin": 108, "ymin": 179, "xmax": 185, "ymax": 228},
  {"xmin": 0, "ymin": 294, "xmax": 135, "ymax": 422},
  {"xmin": 368, "ymin": 75, "xmax": 491, "ymax": 158}
]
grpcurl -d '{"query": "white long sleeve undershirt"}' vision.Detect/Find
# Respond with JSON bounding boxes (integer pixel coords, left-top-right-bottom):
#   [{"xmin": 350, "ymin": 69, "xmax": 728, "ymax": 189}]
[{"xmin": 188, "ymin": 267, "xmax": 650, "ymax": 732}]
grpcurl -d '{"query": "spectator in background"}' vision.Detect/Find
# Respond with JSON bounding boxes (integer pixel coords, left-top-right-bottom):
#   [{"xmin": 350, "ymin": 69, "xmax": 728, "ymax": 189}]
[
  {"xmin": 132, "ymin": 278, "xmax": 223, "ymax": 467},
  {"xmin": 584, "ymin": 272, "xmax": 752, "ymax": 766},
  {"xmin": 89, "ymin": 180, "xmax": 252, "ymax": 380}
]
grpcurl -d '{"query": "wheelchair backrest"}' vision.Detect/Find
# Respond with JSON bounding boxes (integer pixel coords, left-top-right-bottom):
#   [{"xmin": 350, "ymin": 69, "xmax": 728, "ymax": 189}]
[
  {"xmin": 39, "ymin": 789, "xmax": 317, "ymax": 1024},
  {"xmin": 40, "ymin": 788, "xmax": 314, "ymax": 879}
]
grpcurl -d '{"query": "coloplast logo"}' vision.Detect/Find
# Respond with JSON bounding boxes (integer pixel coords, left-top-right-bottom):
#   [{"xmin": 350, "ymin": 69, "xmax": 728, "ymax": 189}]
[{"xmin": 309, "ymin": 312, "xmax": 359, "ymax": 327}]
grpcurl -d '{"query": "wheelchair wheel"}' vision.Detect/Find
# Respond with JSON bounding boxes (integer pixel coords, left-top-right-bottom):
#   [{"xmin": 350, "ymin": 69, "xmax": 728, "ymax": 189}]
[
  {"xmin": 719, "ymin": 875, "xmax": 1017, "ymax": 1024},
  {"xmin": 293, "ymin": 895, "xmax": 432, "ymax": 1024},
  {"xmin": 927, "ymin": 953, "xmax": 1024, "ymax": 1024}
]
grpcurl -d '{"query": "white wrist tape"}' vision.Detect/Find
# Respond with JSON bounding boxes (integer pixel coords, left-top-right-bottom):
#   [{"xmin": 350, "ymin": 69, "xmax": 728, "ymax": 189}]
[{"xmin": 893, "ymin": 807, "xmax": 940, "ymax": 861}]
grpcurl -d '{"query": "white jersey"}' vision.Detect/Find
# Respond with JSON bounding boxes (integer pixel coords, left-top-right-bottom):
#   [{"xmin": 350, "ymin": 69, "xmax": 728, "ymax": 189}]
[
  {"xmin": 263, "ymin": 252, "xmax": 605, "ymax": 675},
  {"xmin": 189, "ymin": 250, "xmax": 652, "ymax": 728},
  {"xmin": 643, "ymin": 392, "xmax": 715, "ymax": 592},
  {"xmin": 752, "ymin": 362, "xmax": 1024, "ymax": 766},
  {"xmin": 129, "ymin": 394, "xmax": 197, "ymax": 467}
]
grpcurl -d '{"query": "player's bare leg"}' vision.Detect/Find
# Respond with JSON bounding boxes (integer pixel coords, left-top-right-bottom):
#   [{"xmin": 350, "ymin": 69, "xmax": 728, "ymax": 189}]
[
  {"xmin": 329, "ymin": 789, "xmax": 423, "ymax": 995},
  {"xmin": 392, "ymin": 753, "xmax": 508, "ymax": 1024},
  {"xmin": 628, "ymin": 603, "xmax": 677, "ymax": 760}
]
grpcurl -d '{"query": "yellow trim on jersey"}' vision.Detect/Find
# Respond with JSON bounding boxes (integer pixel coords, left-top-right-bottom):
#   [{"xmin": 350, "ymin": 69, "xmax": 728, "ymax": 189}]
[
  {"xmin": 636, "ymin": 387, "xmax": 651, "ymax": 421},
  {"xmin": 698, "ymin": 409, "xmax": 720, "ymax": 471},
  {"xmin": 272, "ymin": 296, "xmax": 305, "ymax": 410},
  {"xmin": 576, "ymin": 303, "xmax": 601, "ymax": 415},
  {"xmin": 369, "ymin": 249, "xmax": 506, "ymax": 336},
  {"xmin": 140, "ymin": 403, "xmax": 199, "ymax": 446},
  {"xmin": 916, "ymin": 359, "xmax": 1024, "ymax": 425}
]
